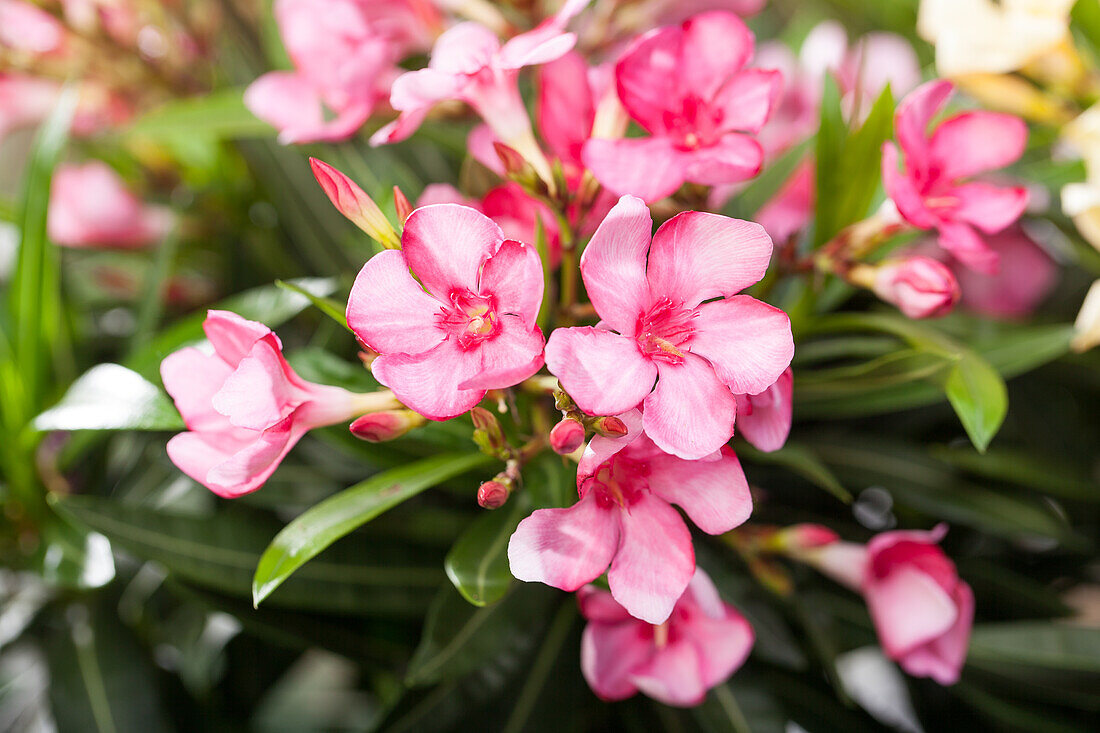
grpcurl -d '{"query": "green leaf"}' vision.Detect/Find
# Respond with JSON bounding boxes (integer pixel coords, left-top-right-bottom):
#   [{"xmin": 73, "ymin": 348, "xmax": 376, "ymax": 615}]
[
  {"xmin": 737, "ymin": 443, "xmax": 851, "ymax": 503},
  {"xmin": 124, "ymin": 88, "xmax": 274, "ymax": 142},
  {"xmin": 275, "ymin": 279, "xmax": 349, "ymax": 330},
  {"xmin": 444, "ymin": 495, "xmax": 528, "ymax": 606},
  {"xmin": 32, "ymin": 512, "xmax": 115, "ymax": 590},
  {"xmin": 252, "ymin": 452, "xmax": 491, "ymax": 608},
  {"xmin": 968, "ymin": 623, "xmax": 1100, "ymax": 672},
  {"xmin": 814, "ymin": 75, "xmax": 846, "ymax": 246},
  {"xmin": 33, "ymin": 363, "xmax": 183, "ymax": 432},
  {"xmin": 942, "ymin": 352, "xmax": 1008, "ymax": 453},
  {"xmin": 930, "ymin": 445, "xmax": 1100, "ymax": 503}
]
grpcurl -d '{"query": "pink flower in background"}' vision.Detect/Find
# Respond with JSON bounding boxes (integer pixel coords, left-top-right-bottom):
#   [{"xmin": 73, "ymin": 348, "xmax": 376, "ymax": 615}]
[
  {"xmin": 545, "ymin": 195, "xmax": 793, "ymax": 459},
  {"xmin": 882, "ymin": 80, "xmax": 1029, "ymax": 274},
  {"xmin": 0, "ymin": 73, "xmax": 60, "ymax": 140},
  {"xmin": 955, "ymin": 226, "xmax": 1058, "ymax": 318},
  {"xmin": 346, "ymin": 203, "xmax": 546, "ymax": 420},
  {"xmin": 755, "ymin": 161, "xmax": 815, "ymax": 244},
  {"xmin": 47, "ymin": 162, "xmax": 173, "ymax": 249},
  {"xmin": 735, "ymin": 367, "xmax": 792, "ymax": 453},
  {"xmin": 0, "ymin": 0, "xmax": 65, "ymax": 54},
  {"xmin": 582, "ymin": 11, "xmax": 781, "ymax": 202},
  {"xmin": 509, "ymin": 409, "xmax": 752, "ymax": 623},
  {"xmin": 245, "ymin": 0, "xmax": 439, "ymax": 144},
  {"xmin": 578, "ymin": 568, "xmax": 754, "ymax": 705},
  {"xmin": 873, "ymin": 256, "xmax": 961, "ymax": 319},
  {"xmin": 806, "ymin": 525, "xmax": 974, "ymax": 685},
  {"xmin": 162, "ymin": 311, "xmax": 390, "ymax": 497}
]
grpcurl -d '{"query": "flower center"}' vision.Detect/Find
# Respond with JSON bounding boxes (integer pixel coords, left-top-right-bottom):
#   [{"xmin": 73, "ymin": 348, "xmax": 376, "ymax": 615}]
[
  {"xmin": 437, "ymin": 290, "xmax": 500, "ymax": 349},
  {"xmin": 635, "ymin": 298, "xmax": 696, "ymax": 364},
  {"xmin": 663, "ymin": 94, "xmax": 724, "ymax": 150},
  {"xmin": 585, "ymin": 454, "xmax": 649, "ymax": 510}
]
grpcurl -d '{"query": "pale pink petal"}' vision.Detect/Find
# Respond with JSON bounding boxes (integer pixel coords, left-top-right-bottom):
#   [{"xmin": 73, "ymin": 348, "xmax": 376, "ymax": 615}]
[
  {"xmin": 582, "ymin": 136, "xmax": 686, "ymax": 202},
  {"xmin": 204, "ymin": 418, "xmax": 301, "ymax": 497},
  {"xmin": 346, "ymin": 249, "xmax": 445, "ymax": 356},
  {"xmin": 691, "ymin": 296, "xmax": 794, "ymax": 395},
  {"xmin": 211, "ymin": 339, "xmax": 300, "ymax": 431},
  {"xmin": 165, "ymin": 430, "xmax": 253, "ymax": 497},
  {"xmin": 608, "ymin": 492, "xmax": 694, "ymax": 624},
  {"xmin": 576, "ymin": 409, "xmax": 646, "ymax": 483},
  {"xmin": 401, "ymin": 203, "xmax": 503, "ymax": 298},
  {"xmin": 646, "ymin": 211, "xmax": 772, "ymax": 307},
  {"xmin": 481, "ymin": 185, "xmax": 562, "ymax": 266},
  {"xmin": 498, "ymin": 26, "xmax": 577, "ymax": 69},
  {"xmin": 756, "ymin": 161, "xmax": 815, "ymax": 244},
  {"xmin": 577, "ymin": 585, "xmax": 634, "ymax": 623},
  {"xmin": 203, "ymin": 310, "xmax": 273, "ymax": 366},
  {"xmin": 646, "ymin": 446, "xmax": 752, "ymax": 534},
  {"xmin": 369, "ymin": 107, "xmax": 428, "ymax": 146},
  {"xmin": 278, "ymin": 102, "xmax": 372, "ymax": 145},
  {"xmin": 643, "ymin": 354, "xmax": 738, "ymax": 460},
  {"xmin": 457, "ymin": 315, "xmax": 545, "ymax": 391},
  {"xmin": 478, "ymin": 239, "xmax": 544, "ymax": 320},
  {"xmin": 950, "ymin": 182, "xmax": 1029, "ymax": 234},
  {"xmin": 160, "ymin": 347, "xmax": 234, "ymax": 432},
  {"xmin": 466, "ymin": 124, "xmax": 504, "ymax": 175},
  {"xmin": 799, "ymin": 20, "xmax": 849, "ymax": 80},
  {"xmin": 712, "ymin": 69, "xmax": 783, "ymax": 134},
  {"xmin": 898, "ymin": 582, "xmax": 973, "ymax": 685},
  {"xmin": 581, "ymin": 621, "xmax": 652, "ymax": 701},
  {"xmin": 680, "ymin": 10, "xmax": 755, "ymax": 101},
  {"xmin": 244, "ymin": 72, "xmax": 369, "ymax": 145},
  {"xmin": 882, "ymin": 143, "xmax": 939, "ymax": 229},
  {"xmin": 866, "ymin": 566, "xmax": 959, "ymax": 658},
  {"xmin": 683, "ymin": 606, "xmax": 754, "ymax": 689},
  {"xmin": 630, "ymin": 640, "xmax": 707, "ymax": 707},
  {"xmin": 895, "ymin": 80, "xmax": 953, "ymax": 177},
  {"xmin": 683, "ymin": 133, "xmax": 764, "ymax": 186},
  {"xmin": 578, "ymin": 194, "xmax": 652, "ymax": 334},
  {"xmin": 854, "ymin": 33, "xmax": 922, "ymax": 101},
  {"xmin": 736, "ymin": 368, "xmax": 793, "ymax": 452},
  {"xmin": 389, "ymin": 67, "xmax": 464, "ymax": 111},
  {"xmin": 508, "ymin": 491, "xmax": 620, "ymax": 591},
  {"xmin": 537, "ymin": 51, "xmax": 595, "ymax": 167},
  {"xmin": 415, "ymin": 183, "xmax": 478, "ymax": 208},
  {"xmin": 544, "ymin": 327, "xmax": 657, "ymax": 416},
  {"xmin": 427, "ymin": 22, "xmax": 499, "ymax": 74},
  {"xmin": 929, "ymin": 112, "xmax": 1028, "ymax": 181},
  {"xmin": 937, "ymin": 220, "xmax": 999, "ymax": 274},
  {"xmin": 957, "ymin": 227, "xmax": 1057, "ymax": 318},
  {"xmin": 370, "ymin": 339, "xmax": 484, "ymax": 420}
]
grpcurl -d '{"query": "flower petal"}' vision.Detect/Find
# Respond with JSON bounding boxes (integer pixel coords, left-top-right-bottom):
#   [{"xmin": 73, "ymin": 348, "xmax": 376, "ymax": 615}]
[
  {"xmin": 691, "ymin": 295, "xmax": 794, "ymax": 395},
  {"xmin": 882, "ymin": 143, "xmax": 938, "ymax": 229},
  {"xmin": 576, "ymin": 408, "xmax": 645, "ymax": 484},
  {"xmin": 478, "ymin": 239, "xmax": 544, "ymax": 322},
  {"xmin": 203, "ymin": 310, "xmax": 273, "ymax": 365},
  {"xmin": 211, "ymin": 339, "xmax": 300, "ymax": 431},
  {"xmin": 402, "ymin": 203, "xmax": 503, "ymax": 298},
  {"xmin": 581, "ymin": 620, "xmax": 652, "ymax": 701},
  {"xmin": 646, "ymin": 211, "xmax": 773, "ymax": 308},
  {"xmin": 643, "ymin": 354, "xmax": 738, "ymax": 460},
  {"xmin": 608, "ymin": 492, "xmax": 695, "ymax": 624},
  {"xmin": 582, "ymin": 136, "xmax": 686, "ymax": 202},
  {"xmin": 427, "ymin": 22, "xmax": 499, "ymax": 74},
  {"xmin": 161, "ymin": 347, "xmax": 234, "ymax": 432},
  {"xmin": 950, "ymin": 182, "xmax": 1028, "ymax": 234},
  {"xmin": 346, "ymin": 249, "xmax": 445, "ymax": 356},
  {"xmin": 898, "ymin": 582, "xmax": 973, "ymax": 685},
  {"xmin": 937, "ymin": 220, "xmax": 999, "ymax": 274},
  {"xmin": 712, "ymin": 69, "xmax": 782, "ymax": 134},
  {"xmin": 370, "ymin": 339, "xmax": 484, "ymax": 420},
  {"xmin": 895, "ymin": 79, "xmax": 953, "ymax": 177},
  {"xmin": 630, "ymin": 640, "xmax": 707, "ymax": 707},
  {"xmin": 545, "ymin": 327, "xmax": 657, "ymax": 416},
  {"xmin": 537, "ymin": 51, "xmax": 595, "ymax": 167},
  {"xmin": 204, "ymin": 417, "xmax": 301, "ymax": 497},
  {"xmin": 680, "ymin": 11, "xmax": 755, "ymax": 101},
  {"xmin": 736, "ymin": 368, "xmax": 793, "ymax": 452},
  {"xmin": 682, "ymin": 133, "xmax": 764, "ymax": 186},
  {"xmin": 929, "ymin": 111, "xmax": 1027, "ymax": 180},
  {"xmin": 389, "ymin": 67, "xmax": 464, "ymax": 112},
  {"xmin": 866, "ymin": 566, "xmax": 959, "ymax": 658},
  {"xmin": 614, "ymin": 25, "xmax": 686, "ymax": 133},
  {"xmin": 682, "ymin": 603, "xmax": 754, "ymax": 689},
  {"xmin": 508, "ymin": 491, "xmax": 620, "ymax": 591},
  {"xmin": 577, "ymin": 585, "xmax": 634, "ymax": 623},
  {"xmin": 647, "ymin": 446, "xmax": 752, "ymax": 534},
  {"xmin": 457, "ymin": 315, "xmax": 545, "ymax": 391},
  {"xmin": 578, "ymin": 194, "xmax": 652, "ymax": 334}
]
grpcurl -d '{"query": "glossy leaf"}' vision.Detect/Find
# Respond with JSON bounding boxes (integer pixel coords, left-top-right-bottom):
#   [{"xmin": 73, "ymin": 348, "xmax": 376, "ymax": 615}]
[
  {"xmin": 33, "ymin": 363, "xmax": 183, "ymax": 432},
  {"xmin": 275, "ymin": 279, "xmax": 349, "ymax": 330},
  {"xmin": 943, "ymin": 352, "xmax": 1008, "ymax": 453},
  {"xmin": 445, "ymin": 495, "xmax": 528, "ymax": 606}
]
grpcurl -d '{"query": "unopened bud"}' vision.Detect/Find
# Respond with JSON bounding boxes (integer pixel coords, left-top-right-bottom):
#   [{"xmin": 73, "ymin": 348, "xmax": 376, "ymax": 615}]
[
  {"xmin": 310, "ymin": 158, "xmax": 401, "ymax": 249},
  {"xmin": 553, "ymin": 387, "xmax": 575, "ymax": 411},
  {"xmin": 470, "ymin": 406, "xmax": 507, "ymax": 456},
  {"xmin": 767, "ymin": 523, "xmax": 840, "ymax": 553},
  {"xmin": 549, "ymin": 418, "xmax": 585, "ymax": 454},
  {"xmin": 393, "ymin": 185, "xmax": 413, "ymax": 224},
  {"xmin": 357, "ymin": 347, "xmax": 379, "ymax": 370},
  {"xmin": 477, "ymin": 479, "xmax": 512, "ymax": 509},
  {"xmin": 349, "ymin": 410, "xmax": 424, "ymax": 442},
  {"xmin": 592, "ymin": 415, "xmax": 628, "ymax": 439},
  {"xmin": 869, "ymin": 257, "xmax": 960, "ymax": 319}
]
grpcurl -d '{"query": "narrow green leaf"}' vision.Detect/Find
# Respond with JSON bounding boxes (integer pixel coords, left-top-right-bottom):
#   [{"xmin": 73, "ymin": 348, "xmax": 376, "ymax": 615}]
[
  {"xmin": 814, "ymin": 75, "xmax": 846, "ymax": 246},
  {"xmin": 252, "ymin": 452, "xmax": 491, "ymax": 607},
  {"xmin": 124, "ymin": 88, "xmax": 274, "ymax": 141},
  {"xmin": 968, "ymin": 623, "xmax": 1100, "ymax": 672},
  {"xmin": 34, "ymin": 363, "xmax": 183, "ymax": 432},
  {"xmin": 444, "ymin": 496, "xmax": 528, "ymax": 606},
  {"xmin": 942, "ymin": 353, "xmax": 1008, "ymax": 453},
  {"xmin": 737, "ymin": 443, "xmax": 852, "ymax": 503},
  {"xmin": 275, "ymin": 279, "xmax": 349, "ymax": 330},
  {"xmin": 931, "ymin": 445, "xmax": 1099, "ymax": 503},
  {"xmin": 835, "ymin": 85, "xmax": 894, "ymax": 230}
]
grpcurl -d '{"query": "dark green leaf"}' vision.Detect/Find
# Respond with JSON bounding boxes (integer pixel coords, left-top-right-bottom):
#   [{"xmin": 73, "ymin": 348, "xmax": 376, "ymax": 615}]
[
  {"xmin": 444, "ymin": 495, "xmax": 527, "ymax": 606},
  {"xmin": 942, "ymin": 352, "xmax": 1008, "ymax": 453},
  {"xmin": 931, "ymin": 445, "xmax": 1099, "ymax": 503},
  {"xmin": 814, "ymin": 74, "xmax": 846, "ymax": 246},
  {"xmin": 33, "ymin": 364, "xmax": 183, "ymax": 432},
  {"xmin": 737, "ymin": 443, "xmax": 851, "ymax": 503},
  {"xmin": 968, "ymin": 623, "xmax": 1100, "ymax": 672}
]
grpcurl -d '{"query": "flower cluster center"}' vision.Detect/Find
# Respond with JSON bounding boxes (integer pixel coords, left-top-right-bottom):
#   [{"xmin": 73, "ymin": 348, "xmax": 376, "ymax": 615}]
[
  {"xmin": 588, "ymin": 455, "xmax": 649, "ymax": 509},
  {"xmin": 663, "ymin": 94, "xmax": 723, "ymax": 150},
  {"xmin": 635, "ymin": 298, "xmax": 696, "ymax": 364},
  {"xmin": 438, "ymin": 290, "xmax": 500, "ymax": 349}
]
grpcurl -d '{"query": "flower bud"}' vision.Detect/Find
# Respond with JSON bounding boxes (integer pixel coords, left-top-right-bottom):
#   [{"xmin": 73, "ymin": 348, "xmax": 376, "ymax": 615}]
[
  {"xmin": 549, "ymin": 418, "xmax": 585, "ymax": 455},
  {"xmin": 309, "ymin": 158, "xmax": 401, "ymax": 249},
  {"xmin": 872, "ymin": 257, "xmax": 960, "ymax": 319},
  {"xmin": 349, "ymin": 410, "xmax": 424, "ymax": 442},
  {"xmin": 769, "ymin": 523, "xmax": 840, "ymax": 553},
  {"xmin": 470, "ymin": 406, "xmax": 507, "ymax": 457},
  {"xmin": 591, "ymin": 415, "xmax": 628, "ymax": 439},
  {"xmin": 393, "ymin": 185, "xmax": 414, "ymax": 224},
  {"xmin": 477, "ymin": 480, "xmax": 511, "ymax": 509}
]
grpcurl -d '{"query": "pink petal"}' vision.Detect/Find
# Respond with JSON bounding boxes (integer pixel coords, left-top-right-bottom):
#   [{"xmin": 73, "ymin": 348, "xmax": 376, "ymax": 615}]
[
  {"xmin": 544, "ymin": 327, "xmax": 657, "ymax": 416},
  {"xmin": 346, "ymin": 249, "xmax": 445, "ymax": 356},
  {"xmin": 481, "ymin": 185, "xmax": 563, "ymax": 266},
  {"xmin": 166, "ymin": 430, "xmax": 254, "ymax": 497},
  {"xmin": 244, "ymin": 72, "xmax": 366, "ymax": 145},
  {"xmin": 578, "ymin": 194, "xmax": 653, "ymax": 334},
  {"xmin": 278, "ymin": 102, "xmax": 372, "ymax": 145},
  {"xmin": 427, "ymin": 22, "xmax": 499, "ymax": 74},
  {"xmin": 898, "ymin": 582, "xmax": 973, "ymax": 685},
  {"xmin": 498, "ymin": 27, "xmax": 577, "ymax": 69},
  {"xmin": 581, "ymin": 620, "xmax": 652, "ymax": 701},
  {"xmin": 853, "ymin": 33, "xmax": 922, "ymax": 102},
  {"xmin": 630, "ymin": 640, "xmax": 707, "ymax": 707},
  {"xmin": 203, "ymin": 310, "xmax": 273, "ymax": 366},
  {"xmin": 646, "ymin": 211, "xmax": 772, "ymax": 308},
  {"xmin": 614, "ymin": 25, "xmax": 686, "ymax": 133},
  {"xmin": 204, "ymin": 417, "xmax": 301, "ymax": 497},
  {"xmin": 951, "ymin": 182, "xmax": 1029, "ymax": 234},
  {"xmin": 389, "ymin": 67, "xmax": 464, "ymax": 111},
  {"xmin": 756, "ymin": 161, "xmax": 815, "ymax": 245},
  {"xmin": 608, "ymin": 491, "xmax": 695, "ymax": 624},
  {"xmin": 457, "ymin": 315, "xmax": 545, "ymax": 391},
  {"xmin": 577, "ymin": 585, "xmax": 634, "ymax": 624},
  {"xmin": 211, "ymin": 339, "xmax": 300, "ymax": 431},
  {"xmin": 882, "ymin": 143, "xmax": 938, "ymax": 229},
  {"xmin": 895, "ymin": 79, "xmax": 953, "ymax": 178},
  {"xmin": 712, "ymin": 69, "xmax": 783, "ymax": 134},
  {"xmin": 370, "ymin": 339, "xmax": 484, "ymax": 420},
  {"xmin": 369, "ymin": 107, "xmax": 429, "ymax": 146},
  {"xmin": 576, "ymin": 409, "xmax": 646, "ymax": 483},
  {"xmin": 937, "ymin": 221, "xmax": 999, "ymax": 275},
  {"xmin": 537, "ymin": 51, "xmax": 595, "ymax": 167},
  {"xmin": 582, "ymin": 136, "xmax": 686, "ymax": 202},
  {"xmin": 466, "ymin": 123, "xmax": 504, "ymax": 175},
  {"xmin": 401, "ymin": 203, "xmax": 503, "ymax": 298},
  {"xmin": 957, "ymin": 227, "xmax": 1057, "ymax": 318},
  {"xmin": 415, "ymin": 183, "xmax": 478, "ymax": 208},
  {"xmin": 508, "ymin": 491, "xmax": 620, "ymax": 591},
  {"xmin": 643, "ymin": 354, "xmax": 738, "ymax": 460},
  {"xmin": 682, "ymin": 604, "xmax": 754, "ymax": 689},
  {"xmin": 929, "ymin": 112, "xmax": 1028, "ymax": 181},
  {"xmin": 691, "ymin": 296, "xmax": 794, "ymax": 395},
  {"xmin": 682, "ymin": 133, "xmax": 764, "ymax": 186},
  {"xmin": 478, "ymin": 239, "xmax": 544, "ymax": 321},
  {"xmin": 865, "ymin": 566, "xmax": 959, "ymax": 658},
  {"xmin": 160, "ymin": 347, "xmax": 234, "ymax": 432},
  {"xmin": 736, "ymin": 368, "xmax": 793, "ymax": 452},
  {"xmin": 646, "ymin": 446, "xmax": 752, "ymax": 534},
  {"xmin": 680, "ymin": 11, "xmax": 755, "ymax": 101}
]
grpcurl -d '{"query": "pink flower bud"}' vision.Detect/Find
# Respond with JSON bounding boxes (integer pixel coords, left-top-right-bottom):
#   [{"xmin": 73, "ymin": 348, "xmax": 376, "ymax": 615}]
[
  {"xmin": 349, "ymin": 410, "xmax": 423, "ymax": 442},
  {"xmin": 309, "ymin": 158, "xmax": 400, "ymax": 249},
  {"xmin": 549, "ymin": 418, "xmax": 585, "ymax": 454},
  {"xmin": 873, "ymin": 257, "xmax": 960, "ymax": 319},
  {"xmin": 592, "ymin": 415, "xmax": 628, "ymax": 438},
  {"xmin": 393, "ymin": 185, "xmax": 413, "ymax": 224},
  {"xmin": 477, "ymin": 480, "xmax": 511, "ymax": 509},
  {"xmin": 779, "ymin": 523, "xmax": 840, "ymax": 551}
]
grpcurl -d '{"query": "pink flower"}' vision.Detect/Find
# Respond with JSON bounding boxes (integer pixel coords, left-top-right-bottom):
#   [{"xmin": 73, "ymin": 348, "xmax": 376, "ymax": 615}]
[
  {"xmin": 162, "ymin": 311, "xmax": 392, "ymax": 497},
  {"xmin": 755, "ymin": 161, "xmax": 815, "ymax": 244},
  {"xmin": 872, "ymin": 256, "xmax": 961, "ymax": 319},
  {"xmin": 544, "ymin": 195, "xmax": 793, "ymax": 459},
  {"xmin": 578, "ymin": 568, "xmax": 754, "ymax": 706},
  {"xmin": 955, "ymin": 226, "xmax": 1058, "ymax": 318},
  {"xmin": 346, "ymin": 203, "xmax": 546, "ymax": 420},
  {"xmin": 508, "ymin": 410, "xmax": 752, "ymax": 623},
  {"xmin": 47, "ymin": 162, "xmax": 173, "ymax": 249},
  {"xmin": 245, "ymin": 0, "xmax": 438, "ymax": 144},
  {"xmin": 0, "ymin": 73, "xmax": 60, "ymax": 140},
  {"xmin": 808, "ymin": 525, "xmax": 974, "ymax": 685},
  {"xmin": 581, "ymin": 11, "xmax": 782, "ymax": 202},
  {"xmin": 0, "ymin": 0, "xmax": 65, "ymax": 55},
  {"xmin": 882, "ymin": 80, "xmax": 1029, "ymax": 274},
  {"xmin": 735, "ymin": 367, "xmax": 792, "ymax": 453}
]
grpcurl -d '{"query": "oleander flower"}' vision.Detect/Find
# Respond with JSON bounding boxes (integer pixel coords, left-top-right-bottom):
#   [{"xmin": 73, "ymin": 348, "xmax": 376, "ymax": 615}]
[
  {"xmin": 734, "ymin": 367, "xmax": 792, "ymax": 453},
  {"xmin": 509, "ymin": 409, "xmax": 752, "ymax": 623},
  {"xmin": 882, "ymin": 80, "xmax": 1029, "ymax": 274},
  {"xmin": 47, "ymin": 162, "xmax": 173, "ymax": 249},
  {"xmin": 162, "ymin": 311, "xmax": 396, "ymax": 497},
  {"xmin": 544, "ymin": 195, "xmax": 793, "ymax": 459},
  {"xmin": 872, "ymin": 256, "xmax": 960, "ymax": 319},
  {"xmin": 581, "ymin": 10, "xmax": 781, "ymax": 202},
  {"xmin": 346, "ymin": 203, "xmax": 546, "ymax": 420},
  {"xmin": 954, "ymin": 226, "xmax": 1057, "ymax": 318},
  {"xmin": 578, "ymin": 568, "xmax": 754, "ymax": 706}
]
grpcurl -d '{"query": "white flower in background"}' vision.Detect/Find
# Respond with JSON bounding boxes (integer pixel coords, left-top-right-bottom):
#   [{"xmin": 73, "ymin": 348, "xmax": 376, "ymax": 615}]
[
  {"xmin": 918, "ymin": 0, "xmax": 1075, "ymax": 77},
  {"xmin": 1061, "ymin": 105, "xmax": 1100, "ymax": 252},
  {"xmin": 1072, "ymin": 279, "xmax": 1100, "ymax": 352}
]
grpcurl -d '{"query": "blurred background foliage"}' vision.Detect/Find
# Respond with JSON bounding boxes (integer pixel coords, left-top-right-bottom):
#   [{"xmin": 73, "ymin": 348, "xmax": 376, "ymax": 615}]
[{"xmin": 1, "ymin": 0, "xmax": 1099, "ymax": 731}]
